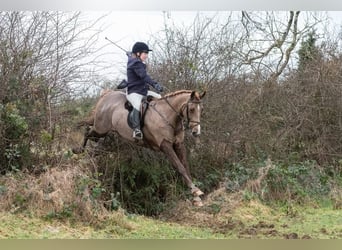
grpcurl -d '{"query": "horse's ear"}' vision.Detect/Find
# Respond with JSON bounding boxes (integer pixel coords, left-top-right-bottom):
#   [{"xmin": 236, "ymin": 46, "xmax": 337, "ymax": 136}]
[
  {"xmin": 200, "ymin": 91, "xmax": 206, "ymax": 99},
  {"xmin": 191, "ymin": 90, "xmax": 205, "ymax": 100}
]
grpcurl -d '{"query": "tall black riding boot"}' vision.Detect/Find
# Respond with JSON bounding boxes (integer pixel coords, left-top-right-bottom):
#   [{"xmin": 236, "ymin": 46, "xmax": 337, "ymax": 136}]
[{"xmin": 131, "ymin": 108, "xmax": 143, "ymax": 140}]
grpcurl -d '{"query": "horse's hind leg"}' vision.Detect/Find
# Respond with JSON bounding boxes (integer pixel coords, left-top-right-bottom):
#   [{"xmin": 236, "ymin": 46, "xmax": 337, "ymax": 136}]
[
  {"xmin": 72, "ymin": 126, "xmax": 90, "ymax": 154},
  {"xmin": 72, "ymin": 126, "xmax": 102, "ymax": 154}
]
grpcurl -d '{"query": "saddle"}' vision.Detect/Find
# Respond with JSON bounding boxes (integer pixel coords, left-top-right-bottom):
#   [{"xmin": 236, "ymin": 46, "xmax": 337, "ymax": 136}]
[{"xmin": 124, "ymin": 96, "xmax": 154, "ymax": 130}]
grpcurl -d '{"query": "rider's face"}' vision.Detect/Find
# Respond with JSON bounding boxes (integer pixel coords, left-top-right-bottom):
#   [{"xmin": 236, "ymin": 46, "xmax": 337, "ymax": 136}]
[{"xmin": 139, "ymin": 52, "xmax": 149, "ymax": 62}]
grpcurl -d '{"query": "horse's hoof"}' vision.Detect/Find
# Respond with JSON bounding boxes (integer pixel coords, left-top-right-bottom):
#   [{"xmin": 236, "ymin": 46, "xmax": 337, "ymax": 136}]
[
  {"xmin": 192, "ymin": 188, "xmax": 204, "ymax": 197},
  {"xmin": 193, "ymin": 196, "xmax": 204, "ymax": 207}
]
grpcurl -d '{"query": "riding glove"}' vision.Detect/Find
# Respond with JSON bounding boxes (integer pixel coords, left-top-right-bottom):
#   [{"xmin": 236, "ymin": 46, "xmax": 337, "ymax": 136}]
[{"xmin": 154, "ymin": 83, "xmax": 164, "ymax": 93}]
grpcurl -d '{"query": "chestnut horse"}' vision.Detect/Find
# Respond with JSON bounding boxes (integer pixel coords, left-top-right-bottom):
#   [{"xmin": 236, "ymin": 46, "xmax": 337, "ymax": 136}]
[{"xmin": 73, "ymin": 89, "xmax": 205, "ymax": 206}]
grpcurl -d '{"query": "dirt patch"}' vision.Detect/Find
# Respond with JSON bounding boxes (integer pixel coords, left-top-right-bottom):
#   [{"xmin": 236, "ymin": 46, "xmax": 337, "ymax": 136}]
[
  {"xmin": 238, "ymin": 221, "xmax": 280, "ymax": 238},
  {"xmin": 159, "ymin": 160, "xmax": 278, "ymax": 235},
  {"xmin": 159, "ymin": 187, "xmax": 314, "ymax": 239}
]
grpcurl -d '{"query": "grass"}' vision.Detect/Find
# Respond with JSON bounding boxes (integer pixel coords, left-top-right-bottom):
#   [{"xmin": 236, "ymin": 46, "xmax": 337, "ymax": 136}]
[
  {"xmin": 0, "ymin": 201, "xmax": 341, "ymax": 239},
  {"xmin": 282, "ymin": 207, "xmax": 342, "ymax": 238},
  {"xmin": 123, "ymin": 215, "xmax": 225, "ymax": 239},
  {"xmin": 215, "ymin": 200, "xmax": 342, "ymax": 239},
  {"xmin": 0, "ymin": 212, "xmax": 223, "ymax": 239}
]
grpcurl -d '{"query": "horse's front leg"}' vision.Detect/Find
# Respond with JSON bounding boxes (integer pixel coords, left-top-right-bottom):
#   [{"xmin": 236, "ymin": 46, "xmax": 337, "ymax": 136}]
[
  {"xmin": 160, "ymin": 140, "xmax": 204, "ymax": 206},
  {"xmin": 174, "ymin": 142, "xmax": 192, "ymax": 179},
  {"xmin": 174, "ymin": 142, "xmax": 204, "ymax": 198}
]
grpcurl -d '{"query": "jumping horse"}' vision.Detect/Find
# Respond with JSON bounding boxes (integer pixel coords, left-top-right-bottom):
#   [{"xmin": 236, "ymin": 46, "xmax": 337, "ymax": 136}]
[{"xmin": 73, "ymin": 89, "xmax": 206, "ymax": 206}]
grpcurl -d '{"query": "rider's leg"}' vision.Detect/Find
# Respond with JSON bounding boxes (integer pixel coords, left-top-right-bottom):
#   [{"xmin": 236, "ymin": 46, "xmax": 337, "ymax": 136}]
[
  {"xmin": 126, "ymin": 93, "xmax": 144, "ymax": 140},
  {"xmin": 147, "ymin": 90, "xmax": 161, "ymax": 99}
]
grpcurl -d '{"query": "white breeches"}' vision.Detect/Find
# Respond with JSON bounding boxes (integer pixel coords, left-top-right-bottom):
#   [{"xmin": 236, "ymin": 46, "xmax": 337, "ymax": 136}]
[{"xmin": 126, "ymin": 91, "xmax": 161, "ymax": 110}]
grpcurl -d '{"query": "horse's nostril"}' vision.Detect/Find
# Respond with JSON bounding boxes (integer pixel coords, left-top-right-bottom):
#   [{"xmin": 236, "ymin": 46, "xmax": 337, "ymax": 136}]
[{"xmin": 192, "ymin": 131, "xmax": 200, "ymax": 137}]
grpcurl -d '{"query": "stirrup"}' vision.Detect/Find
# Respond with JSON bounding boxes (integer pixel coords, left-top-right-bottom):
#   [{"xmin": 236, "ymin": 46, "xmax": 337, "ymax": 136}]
[{"xmin": 133, "ymin": 129, "xmax": 143, "ymax": 140}]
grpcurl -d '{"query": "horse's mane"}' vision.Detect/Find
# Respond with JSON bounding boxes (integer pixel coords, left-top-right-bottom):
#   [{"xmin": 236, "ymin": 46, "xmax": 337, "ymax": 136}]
[
  {"xmin": 162, "ymin": 90, "xmax": 193, "ymax": 99},
  {"xmin": 100, "ymin": 89, "xmax": 112, "ymax": 98}
]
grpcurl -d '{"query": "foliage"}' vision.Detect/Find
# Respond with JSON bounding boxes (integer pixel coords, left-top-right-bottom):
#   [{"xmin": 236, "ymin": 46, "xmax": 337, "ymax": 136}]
[
  {"xmin": 93, "ymin": 142, "xmax": 183, "ymax": 216},
  {"xmin": 221, "ymin": 157, "xmax": 340, "ymax": 204},
  {"xmin": 264, "ymin": 160, "xmax": 337, "ymax": 202},
  {"xmin": 0, "ymin": 103, "xmax": 30, "ymax": 173},
  {"xmin": 0, "ymin": 11, "xmax": 106, "ymax": 174},
  {"xmin": 224, "ymin": 161, "xmax": 260, "ymax": 192},
  {"xmin": 298, "ymin": 31, "xmax": 321, "ymax": 73}
]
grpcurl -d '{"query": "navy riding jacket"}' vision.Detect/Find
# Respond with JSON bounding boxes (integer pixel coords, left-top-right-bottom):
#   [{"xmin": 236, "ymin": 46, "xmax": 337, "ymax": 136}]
[{"xmin": 126, "ymin": 56, "xmax": 158, "ymax": 95}]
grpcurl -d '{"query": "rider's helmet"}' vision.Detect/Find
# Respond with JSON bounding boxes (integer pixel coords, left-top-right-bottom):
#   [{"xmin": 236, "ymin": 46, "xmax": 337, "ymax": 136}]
[{"xmin": 132, "ymin": 42, "xmax": 152, "ymax": 54}]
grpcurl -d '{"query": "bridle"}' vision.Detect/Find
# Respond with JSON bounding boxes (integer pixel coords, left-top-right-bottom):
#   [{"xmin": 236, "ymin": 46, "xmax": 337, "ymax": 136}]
[
  {"xmin": 181, "ymin": 100, "xmax": 202, "ymax": 129},
  {"xmin": 151, "ymin": 96, "xmax": 202, "ymax": 130}
]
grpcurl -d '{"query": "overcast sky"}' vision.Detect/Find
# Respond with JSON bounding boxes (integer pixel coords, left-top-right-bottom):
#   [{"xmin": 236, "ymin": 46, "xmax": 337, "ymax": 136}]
[{"xmin": 90, "ymin": 11, "xmax": 205, "ymax": 79}]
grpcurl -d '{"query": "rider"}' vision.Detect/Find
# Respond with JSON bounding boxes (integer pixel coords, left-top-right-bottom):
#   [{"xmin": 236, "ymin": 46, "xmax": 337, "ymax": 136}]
[{"xmin": 126, "ymin": 42, "xmax": 164, "ymax": 140}]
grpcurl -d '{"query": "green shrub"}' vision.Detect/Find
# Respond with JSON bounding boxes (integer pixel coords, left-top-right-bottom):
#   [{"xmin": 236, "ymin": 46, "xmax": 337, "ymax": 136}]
[
  {"xmin": 0, "ymin": 103, "xmax": 30, "ymax": 173},
  {"xmin": 91, "ymin": 143, "xmax": 183, "ymax": 216},
  {"xmin": 224, "ymin": 159, "xmax": 262, "ymax": 192},
  {"xmin": 265, "ymin": 160, "xmax": 333, "ymax": 202}
]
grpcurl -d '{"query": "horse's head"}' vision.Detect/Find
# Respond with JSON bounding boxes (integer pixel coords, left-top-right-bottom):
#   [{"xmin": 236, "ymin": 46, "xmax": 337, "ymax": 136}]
[{"xmin": 182, "ymin": 91, "xmax": 206, "ymax": 137}]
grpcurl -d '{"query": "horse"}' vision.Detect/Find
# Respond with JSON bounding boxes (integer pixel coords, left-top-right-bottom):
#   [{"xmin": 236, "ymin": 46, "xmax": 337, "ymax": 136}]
[{"xmin": 72, "ymin": 89, "xmax": 206, "ymax": 206}]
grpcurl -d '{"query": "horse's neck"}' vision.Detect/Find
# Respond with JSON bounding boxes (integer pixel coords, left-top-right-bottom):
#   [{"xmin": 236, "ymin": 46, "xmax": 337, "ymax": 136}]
[
  {"xmin": 164, "ymin": 94, "xmax": 189, "ymax": 113},
  {"xmin": 155, "ymin": 93, "xmax": 189, "ymax": 123}
]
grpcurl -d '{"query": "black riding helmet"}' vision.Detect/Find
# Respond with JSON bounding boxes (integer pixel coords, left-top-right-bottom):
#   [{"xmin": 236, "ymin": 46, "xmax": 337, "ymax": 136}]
[{"xmin": 132, "ymin": 42, "xmax": 152, "ymax": 54}]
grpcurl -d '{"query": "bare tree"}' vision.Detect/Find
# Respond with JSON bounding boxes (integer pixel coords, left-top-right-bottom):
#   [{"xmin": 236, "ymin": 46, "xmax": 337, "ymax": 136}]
[
  {"xmin": 239, "ymin": 11, "xmax": 327, "ymax": 82},
  {"xmin": 150, "ymin": 12, "xmax": 243, "ymax": 90},
  {"xmin": 145, "ymin": 11, "xmax": 332, "ymax": 165},
  {"xmin": 0, "ymin": 11, "xmax": 108, "ymax": 171},
  {"xmin": 149, "ymin": 11, "xmax": 327, "ymax": 90},
  {"xmin": 0, "ymin": 11, "xmax": 107, "ymax": 131}
]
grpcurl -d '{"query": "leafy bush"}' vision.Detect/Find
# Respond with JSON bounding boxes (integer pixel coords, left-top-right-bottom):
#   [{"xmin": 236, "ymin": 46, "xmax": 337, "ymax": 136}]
[
  {"xmin": 264, "ymin": 160, "xmax": 335, "ymax": 202},
  {"xmin": 224, "ymin": 159, "xmax": 265, "ymax": 192},
  {"xmin": 102, "ymin": 151, "xmax": 179, "ymax": 216},
  {"xmin": 221, "ymin": 157, "xmax": 340, "ymax": 205},
  {"xmin": 0, "ymin": 103, "xmax": 30, "ymax": 173}
]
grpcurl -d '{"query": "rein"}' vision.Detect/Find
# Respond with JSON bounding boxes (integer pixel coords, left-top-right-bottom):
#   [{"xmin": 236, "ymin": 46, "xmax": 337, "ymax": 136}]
[{"xmin": 150, "ymin": 99, "xmax": 178, "ymax": 129}]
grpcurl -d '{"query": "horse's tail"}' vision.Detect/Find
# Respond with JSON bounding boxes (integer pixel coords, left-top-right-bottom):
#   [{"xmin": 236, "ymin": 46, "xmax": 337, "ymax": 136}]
[
  {"xmin": 76, "ymin": 118, "xmax": 94, "ymax": 128},
  {"xmin": 76, "ymin": 89, "xmax": 112, "ymax": 129},
  {"xmin": 76, "ymin": 109, "xmax": 95, "ymax": 128}
]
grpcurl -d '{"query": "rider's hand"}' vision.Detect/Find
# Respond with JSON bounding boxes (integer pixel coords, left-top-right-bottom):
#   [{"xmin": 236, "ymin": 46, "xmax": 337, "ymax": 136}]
[{"xmin": 154, "ymin": 83, "xmax": 164, "ymax": 93}]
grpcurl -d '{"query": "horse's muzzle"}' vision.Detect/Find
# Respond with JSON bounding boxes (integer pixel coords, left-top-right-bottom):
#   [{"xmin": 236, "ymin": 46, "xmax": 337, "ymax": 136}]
[{"xmin": 191, "ymin": 124, "xmax": 201, "ymax": 137}]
